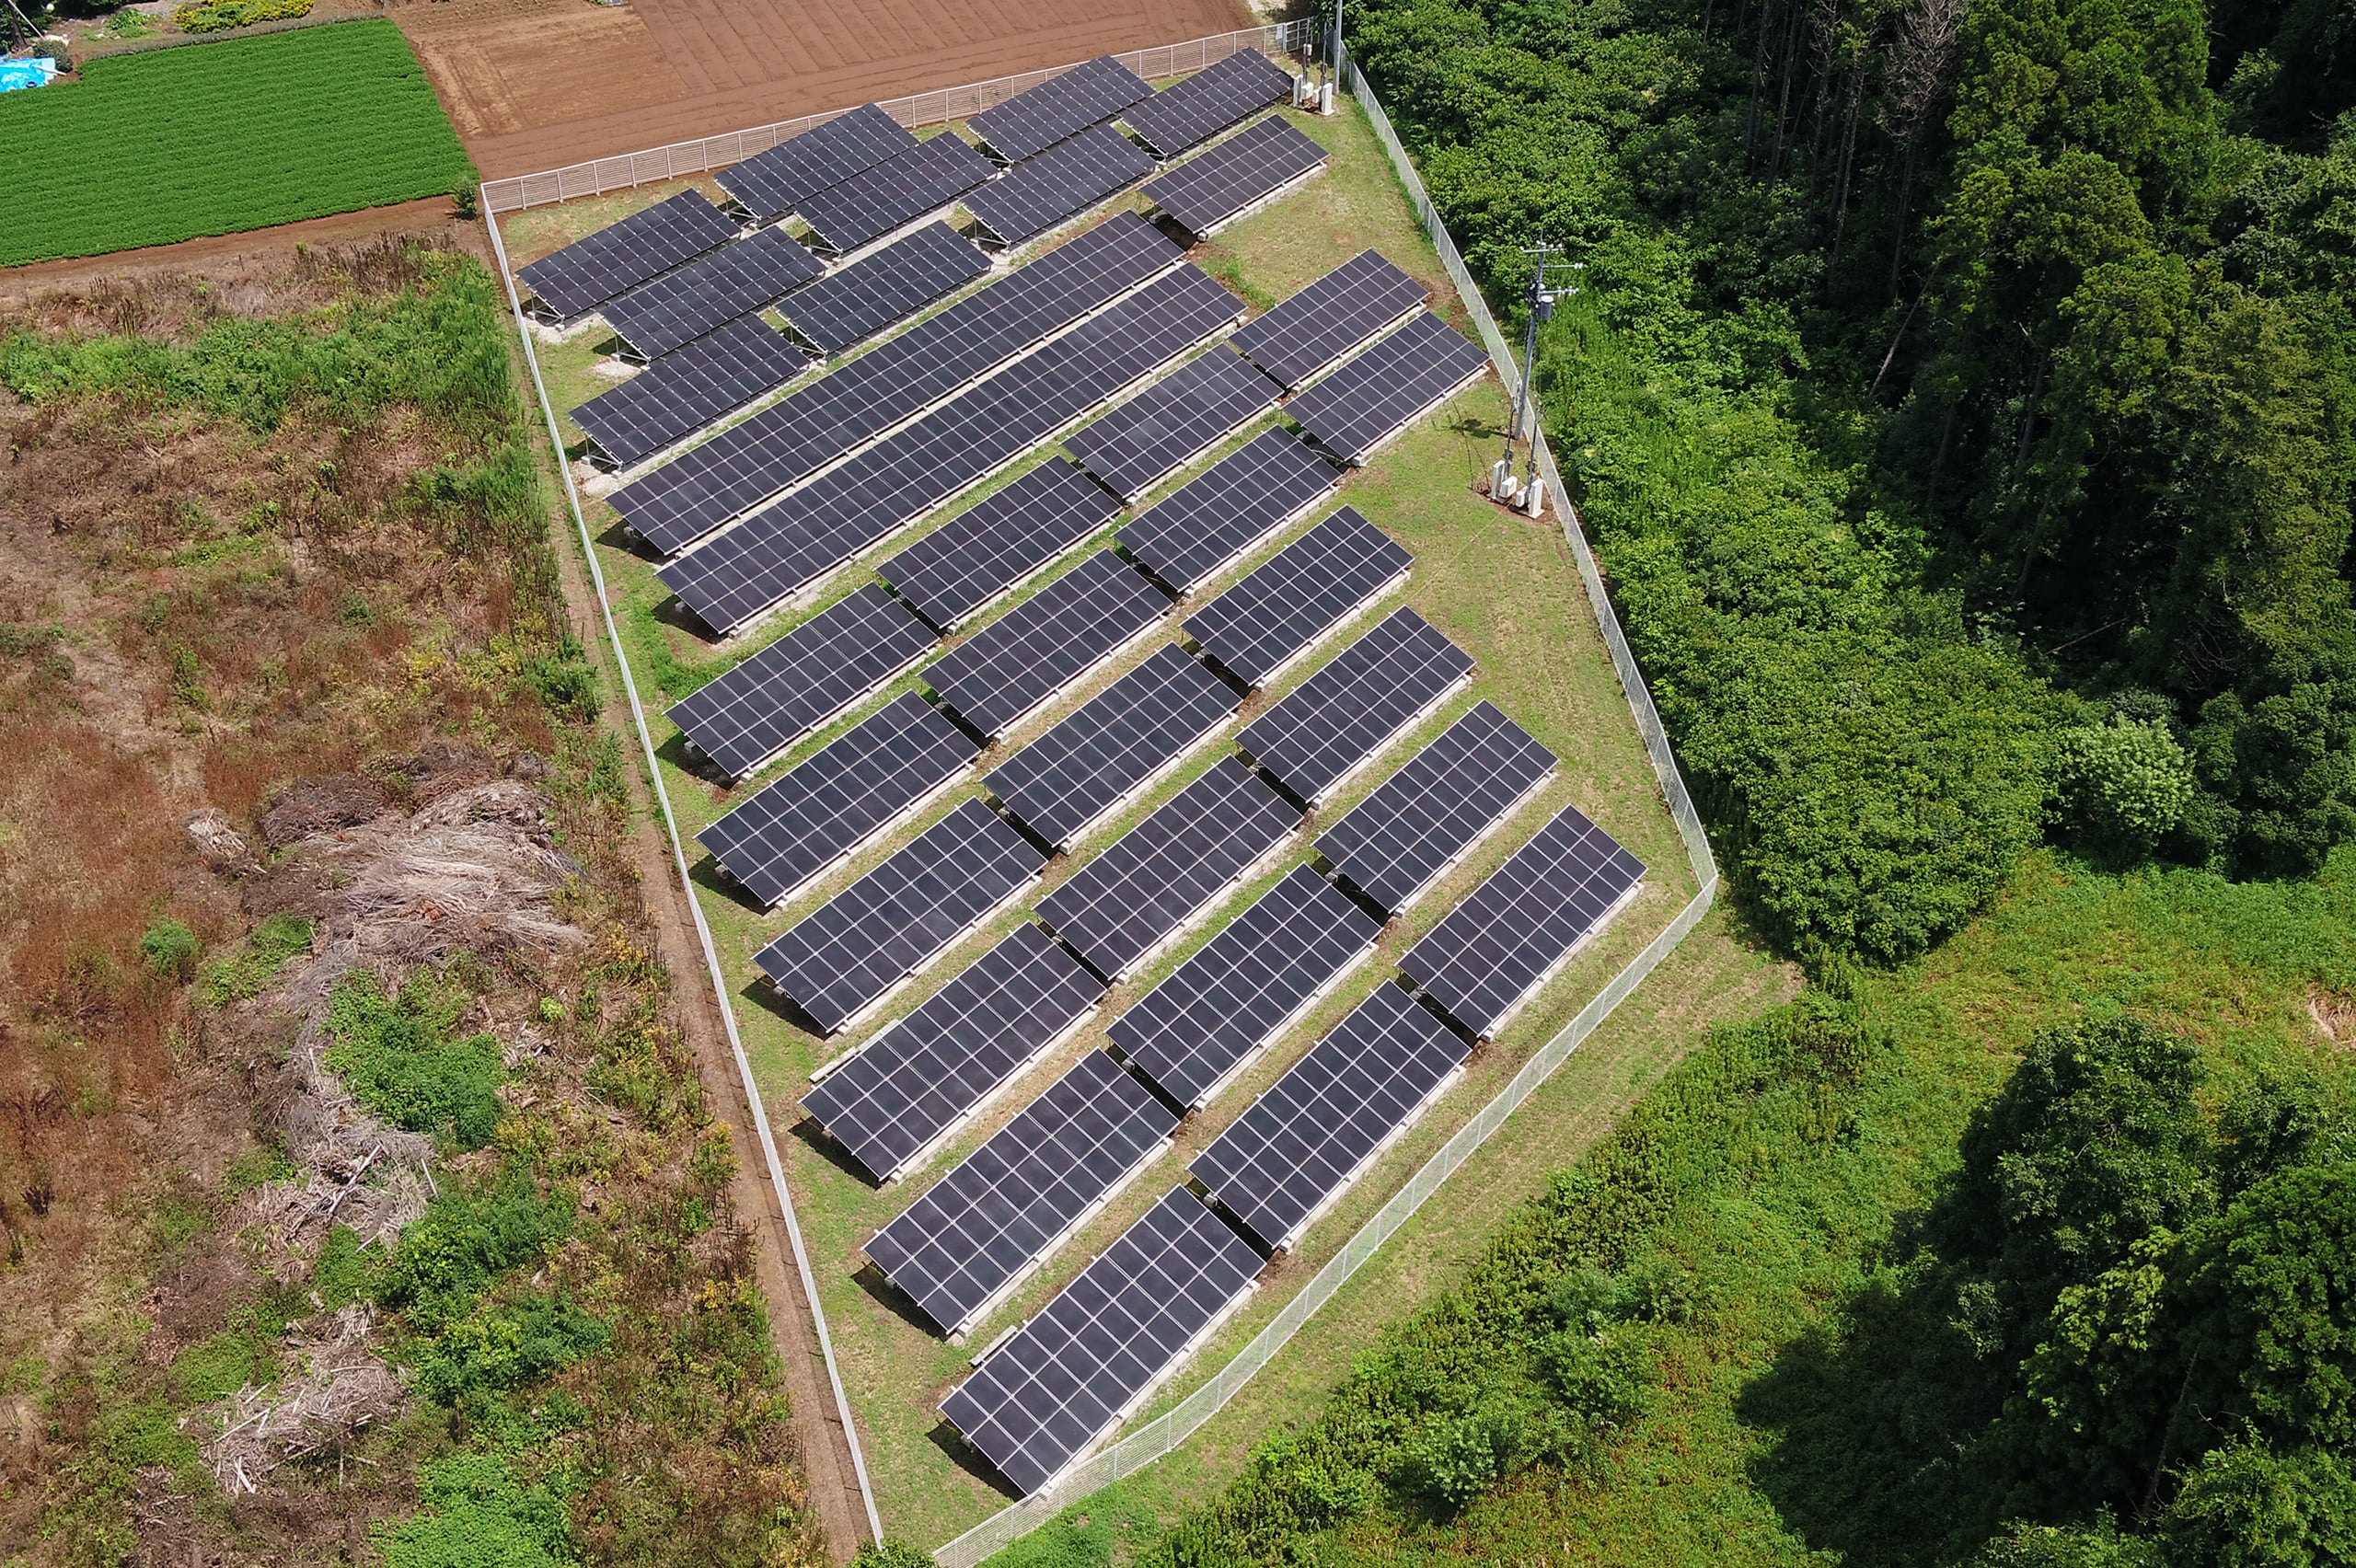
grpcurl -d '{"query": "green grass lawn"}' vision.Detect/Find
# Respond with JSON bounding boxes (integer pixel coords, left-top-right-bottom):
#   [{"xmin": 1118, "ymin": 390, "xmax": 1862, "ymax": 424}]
[
  {"xmin": 0, "ymin": 20, "xmax": 472, "ymax": 266},
  {"xmin": 508, "ymin": 97, "xmax": 1719, "ymax": 1551}
]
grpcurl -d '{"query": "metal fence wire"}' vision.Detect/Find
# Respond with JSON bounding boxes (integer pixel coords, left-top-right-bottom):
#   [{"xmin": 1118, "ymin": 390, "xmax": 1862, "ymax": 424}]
[
  {"xmin": 928, "ymin": 53, "xmax": 1719, "ymax": 1568},
  {"xmin": 480, "ymin": 20, "xmax": 1318, "ymax": 213}
]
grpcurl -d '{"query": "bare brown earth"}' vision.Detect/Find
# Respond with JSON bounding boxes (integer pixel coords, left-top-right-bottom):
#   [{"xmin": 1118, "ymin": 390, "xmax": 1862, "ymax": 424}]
[{"xmin": 388, "ymin": 0, "xmax": 1257, "ymax": 179}]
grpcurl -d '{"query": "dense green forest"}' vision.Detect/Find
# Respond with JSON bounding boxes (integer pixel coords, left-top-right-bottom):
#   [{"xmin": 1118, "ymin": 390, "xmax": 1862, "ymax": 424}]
[
  {"xmin": 1347, "ymin": 0, "xmax": 2353, "ymax": 962},
  {"xmin": 938, "ymin": 0, "xmax": 2356, "ymax": 1562}
]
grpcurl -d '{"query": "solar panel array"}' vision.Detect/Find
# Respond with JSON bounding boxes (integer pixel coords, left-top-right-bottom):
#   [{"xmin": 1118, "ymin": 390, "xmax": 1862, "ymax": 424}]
[
  {"xmin": 666, "ymin": 584, "xmax": 935, "ymax": 781},
  {"xmin": 657, "ymin": 264, "xmax": 1239, "ymax": 634},
  {"xmin": 599, "ymin": 227, "xmax": 826, "ymax": 359},
  {"xmin": 717, "ymin": 102, "xmax": 919, "ymax": 218},
  {"xmin": 1121, "ymin": 50, "xmax": 1296, "ymax": 157},
  {"xmin": 777, "ymin": 221, "xmax": 992, "ymax": 357},
  {"xmin": 802, "ymin": 923, "xmax": 1105, "ymax": 1182},
  {"xmin": 517, "ymin": 190, "xmax": 741, "ymax": 320},
  {"xmin": 1237, "ymin": 607, "xmax": 1474, "ymax": 804},
  {"xmin": 697, "ymin": 693, "xmax": 980, "ymax": 908},
  {"xmin": 755, "ymin": 798, "xmax": 1045, "ymax": 1033},
  {"xmin": 1288, "ymin": 310, "xmax": 1489, "ymax": 464},
  {"xmin": 941, "ymin": 1188, "xmax": 1260, "ymax": 1495},
  {"xmin": 879, "ymin": 459, "xmax": 1122, "ymax": 632},
  {"xmin": 1183, "ymin": 506, "xmax": 1410, "ymax": 686},
  {"xmin": 1108, "ymin": 864, "xmax": 1380, "ymax": 1109},
  {"xmin": 1399, "ymin": 803, "xmax": 1646, "ymax": 1038},
  {"xmin": 1142, "ymin": 115, "xmax": 1330, "ymax": 236},
  {"xmin": 1318, "ymin": 700, "xmax": 1555, "ymax": 917},
  {"xmin": 927, "ymin": 551, "xmax": 1168, "ymax": 736},
  {"xmin": 617, "ymin": 213, "xmax": 1179, "ymax": 556},
  {"xmin": 970, "ymin": 55, "xmax": 1154, "ymax": 162},
  {"xmin": 1114, "ymin": 429, "xmax": 1342, "ymax": 594},
  {"xmin": 1063, "ymin": 344, "xmax": 1281, "ymax": 500},
  {"xmin": 1192, "ymin": 982, "xmax": 1468, "ymax": 1250},
  {"xmin": 572, "ymin": 316, "xmax": 812, "ymax": 471},
  {"xmin": 986, "ymin": 645, "xmax": 1241, "ymax": 848},
  {"xmin": 799, "ymin": 132, "xmax": 996, "ymax": 254},
  {"xmin": 966, "ymin": 124, "xmax": 1156, "ymax": 248},
  {"xmin": 867, "ymin": 1050, "xmax": 1174, "ymax": 1336},
  {"xmin": 1035, "ymin": 756, "xmax": 1299, "ymax": 980},
  {"xmin": 1230, "ymin": 249, "xmax": 1429, "ymax": 389}
]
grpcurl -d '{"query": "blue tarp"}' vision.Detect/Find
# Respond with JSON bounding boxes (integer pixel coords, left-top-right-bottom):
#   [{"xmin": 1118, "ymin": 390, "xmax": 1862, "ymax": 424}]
[{"xmin": 1, "ymin": 56, "xmax": 60, "ymax": 91}]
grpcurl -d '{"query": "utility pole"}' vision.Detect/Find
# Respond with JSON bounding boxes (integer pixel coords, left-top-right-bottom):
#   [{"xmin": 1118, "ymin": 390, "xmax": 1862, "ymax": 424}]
[
  {"xmin": 1322, "ymin": 0, "xmax": 1341, "ymax": 112},
  {"xmin": 1490, "ymin": 245, "xmax": 1582, "ymax": 515}
]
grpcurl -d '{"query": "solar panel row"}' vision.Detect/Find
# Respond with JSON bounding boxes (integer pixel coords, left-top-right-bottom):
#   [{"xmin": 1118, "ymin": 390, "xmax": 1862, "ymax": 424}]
[
  {"xmin": 1035, "ymin": 755, "xmax": 1299, "ymax": 981},
  {"xmin": 1115, "ymin": 428, "xmax": 1342, "ymax": 594},
  {"xmin": 1121, "ymin": 49, "xmax": 1295, "ymax": 157},
  {"xmin": 600, "ymin": 226, "xmax": 825, "ymax": 359},
  {"xmin": 1399, "ymin": 803, "xmax": 1645, "ymax": 1039},
  {"xmin": 517, "ymin": 189, "xmax": 741, "ymax": 321},
  {"xmin": 1107, "ymin": 863, "xmax": 1380, "ymax": 1109},
  {"xmin": 697, "ymin": 692, "xmax": 980, "ymax": 909},
  {"xmin": 926, "ymin": 551, "xmax": 1170, "ymax": 738},
  {"xmin": 985, "ymin": 644, "xmax": 1241, "ymax": 848},
  {"xmin": 1063, "ymin": 343, "xmax": 1281, "ymax": 501},
  {"xmin": 879, "ymin": 458, "xmax": 1122, "ymax": 632},
  {"xmin": 666, "ymin": 583, "xmax": 935, "ymax": 782},
  {"xmin": 755, "ymin": 797, "xmax": 1045, "ymax": 1034},
  {"xmin": 1142, "ymin": 114, "xmax": 1330, "ymax": 236},
  {"xmin": 799, "ymin": 131, "xmax": 996, "ymax": 254},
  {"xmin": 1317, "ymin": 700, "xmax": 1555, "ymax": 917},
  {"xmin": 657, "ymin": 262, "xmax": 1241, "ymax": 635},
  {"xmin": 777, "ymin": 221, "xmax": 993, "ymax": 357},
  {"xmin": 966, "ymin": 124, "xmax": 1156, "ymax": 248},
  {"xmin": 1237, "ymin": 606, "xmax": 1474, "ymax": 805},
  {"xmin": 940, "ymin": 1187, "xmax": 1260, "ymax": 1495},
  {"xmin": 867, "ymin": 1048, "xmax": 1174, "ymax": 1336},
  {"xmin": 802, "ymin": 922, "xmax": 1105, "ymax": 1182},
  {"xmin": 1182, "ymin": 505, "xmax": 1410, "ymax": 686},
  {"xmin": 572, "ymin": 316, "xmax": 812, "ymax": 471},
  {"xmin": 717, "ymin": 102, "xmax": 919, "ymax": 218},
  {"xmin": 970, "ymin": 55, "xmax": 1154, "ymax": 162},
  {"xmin": 1288, "ymin": 310, "xmax": 1489, "ymax": 464},
  {"xmin": 1191, "ymin": 981, "xmax": 1468, "ymax": 1251},
  {"xmin": 616, "ymin": 212, "xmax": 1180, "ymax": 556},
  {"xmin": 1229, "ymin": 248, "xmax": 1429, "ymax": 390}
]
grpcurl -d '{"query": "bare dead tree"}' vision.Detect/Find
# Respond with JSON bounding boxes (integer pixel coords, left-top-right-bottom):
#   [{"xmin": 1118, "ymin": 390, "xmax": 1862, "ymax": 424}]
[{"xmin": 1880, "ymin": 0, "xmax": 1969, "ymax": 288}]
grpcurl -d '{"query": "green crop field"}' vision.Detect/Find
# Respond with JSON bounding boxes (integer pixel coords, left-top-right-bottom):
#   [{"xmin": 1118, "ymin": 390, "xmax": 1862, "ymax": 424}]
[{"xmin": 0, "ymin": 20, "xmax": 473, "ymax": 267}]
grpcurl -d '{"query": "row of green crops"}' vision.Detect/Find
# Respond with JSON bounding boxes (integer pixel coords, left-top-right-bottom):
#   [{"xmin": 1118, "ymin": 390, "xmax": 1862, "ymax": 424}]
[{"xmin": 0, "ymin": 20, "xmax": 474, "ymax": 267}]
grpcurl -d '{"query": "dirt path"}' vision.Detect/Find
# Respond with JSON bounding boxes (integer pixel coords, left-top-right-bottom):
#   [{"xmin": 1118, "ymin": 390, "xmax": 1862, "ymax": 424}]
[
  {"xmin": 0, "ymin": 198, "xmax": 477, "ymax": 304},
  {"xmin": 390, "ymin": 0, "xmax": 1256, "ymax": 179},
  {"xmin": 516, "ymin": 331, "xmax": 874, "ymax": 1560}
]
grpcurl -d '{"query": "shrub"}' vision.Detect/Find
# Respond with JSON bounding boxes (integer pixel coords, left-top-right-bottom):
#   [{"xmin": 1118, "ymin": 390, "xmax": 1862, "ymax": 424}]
[
  {"xmin": 197, "ymin": 912, "xmax": 312, "ymax": 1005},
  {"xmin": 2059, "ymin": 716, "xmax": 2197, "ymax": 854},
  {"xmin": 374, "ymin": 1453, "xmax": 573, "ymax": 1568},
  {"xmin": 376, "ymin": 1179, "xmax": 572, "ymax": 1332},
  {"xmin": 324, "ymin": 972, "xmax": 503, "ymax": 1148},
  {"xmin": 173, "ymin": 0, "xmax": 311, "ymax": 34},
  {"xmin": 139, "ymin": 917, "xmax": 199, "ymax": 981},
  {"xmin": 413, "ymin": 1293, "xmax": 610, "ymax": 1405}
]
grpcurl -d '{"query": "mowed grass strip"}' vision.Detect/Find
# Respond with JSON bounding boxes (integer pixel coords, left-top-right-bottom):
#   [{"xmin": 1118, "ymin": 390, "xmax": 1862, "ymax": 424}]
[{"xmin": 0, "ymin": 20, "xmax": 473, "ymax": 266}]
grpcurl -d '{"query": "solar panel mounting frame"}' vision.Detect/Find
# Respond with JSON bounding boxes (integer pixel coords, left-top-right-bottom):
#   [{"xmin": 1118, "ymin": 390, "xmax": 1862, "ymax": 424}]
[
  {"xmin": 1062, "ymin": 343, "xmax": 1282, "ymax": 502},
  {"xmin": 1106, "ymin": 865, "xmax": 1383, "ymax": 1111},
  {"xmin": 963, "ymin": 123, "xmax": 1156, "ymax": 250},
  {"xmin": 1035, "ymin": 757, "xmax": 1304, "ymax": 983},
  {"xmin": 1315, "ymin": 706, "xmax": 1557, "ymax": 918},
  {"xmin": 1114, "ymin": 430, "xmax": 1345, "ymax": 598},
  {"xmin": 1396, "ymin": 803, "xmax": 1648, "ymax": 1041},
  {"xmin": 1140, "ymin": 115, "xmax": 1332, "ymax": 238},
  {"xmin": 774, "ymin": 221, "xmax": 994, "ymax": 359},
  {"xmin": 1182, "ymin": 512, "xmax": 1412, "ymax": 690},
  {"xmin": 1237, "ymin": 622, "xmax": 1477, "ymax": 808},
  {"xmin": 572, "ymin": 316, "xmax": 815, "ymax": 474},
  {"xmin": 924, "ymin": 553, "xmax": 1174, "ymax": 741},
  {"xmin": 877, "ymin": 458, "xmax": 1125, "ymax": 634},
  {"xmin": 715, "ymin": 102, "xmax": 921, "ymax": 220},
  {"xmin": 1288, "ymin": 311, "xmax": 1490, "ymax": 467},
  {"xmin": 1229, "ymin": 249, "xmax": 1432, "ymax": 392},
  {"xmin": 940, "ymin": 1188, "xmax": 1261, "ymax": 1495},
  {"xmin": 1190, "ymin": 984, "xmax": 1470, "ymax": 1253},
  {"xmin": 862, "ymin": 1051, "xmax": 1175, "ymax": 1339},
  {"xmin": 798, "ymin": 923, "xmax": 1107, "ymax": 1184},
  {"xmin": 982, "ymin": 646, "xmax": 1242, "ymax": 851},
  {"xmin": 697, "ymin": 695, "xmax": 981, "ymax": 911},
  {"xmin": 795, "ymin": 132, "xmax": 996, "ymax": 258},
  {"xmin": 968, "ymin": 54, "xmax": 1155, "ymax": 163}
]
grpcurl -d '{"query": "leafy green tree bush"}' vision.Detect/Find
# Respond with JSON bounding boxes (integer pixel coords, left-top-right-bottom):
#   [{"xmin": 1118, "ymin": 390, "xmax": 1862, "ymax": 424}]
[
  {"xmin": 2058, "ymin": 718, "xmax": 2197, "ymax": 855},
  {"xmin": 324, "ymin": 971, "xmax": 503, "ymax": 1148},
  {"xmin": 138, "ymin": 917, "xmax": 198, "ymax": 981},
  {"xmin": 374, "ymin": 1453, "xmax": 574, "ymax": 1568}
]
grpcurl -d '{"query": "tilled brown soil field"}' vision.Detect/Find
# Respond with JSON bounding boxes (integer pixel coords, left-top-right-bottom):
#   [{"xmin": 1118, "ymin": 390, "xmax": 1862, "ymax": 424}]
[{"xmin": 392, "ymin": 0, "xmax": 1258, "ymax": 179}]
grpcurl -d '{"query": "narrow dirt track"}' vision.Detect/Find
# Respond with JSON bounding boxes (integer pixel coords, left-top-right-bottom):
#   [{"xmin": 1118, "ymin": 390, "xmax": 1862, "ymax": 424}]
[{"xmin": 392, "ymin": 0, "xmax": 1256, "ymax": 178}]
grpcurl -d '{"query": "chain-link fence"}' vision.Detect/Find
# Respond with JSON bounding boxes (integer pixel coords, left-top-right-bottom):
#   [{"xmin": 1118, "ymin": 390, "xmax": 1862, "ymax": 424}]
[
  {"xmin": 481, "ymin": 20, "xmax": 1317, "ymax": 214},
  {"xmin": 930, "ymin": 55, "xmax": 1719, "ymax": 1568}
]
